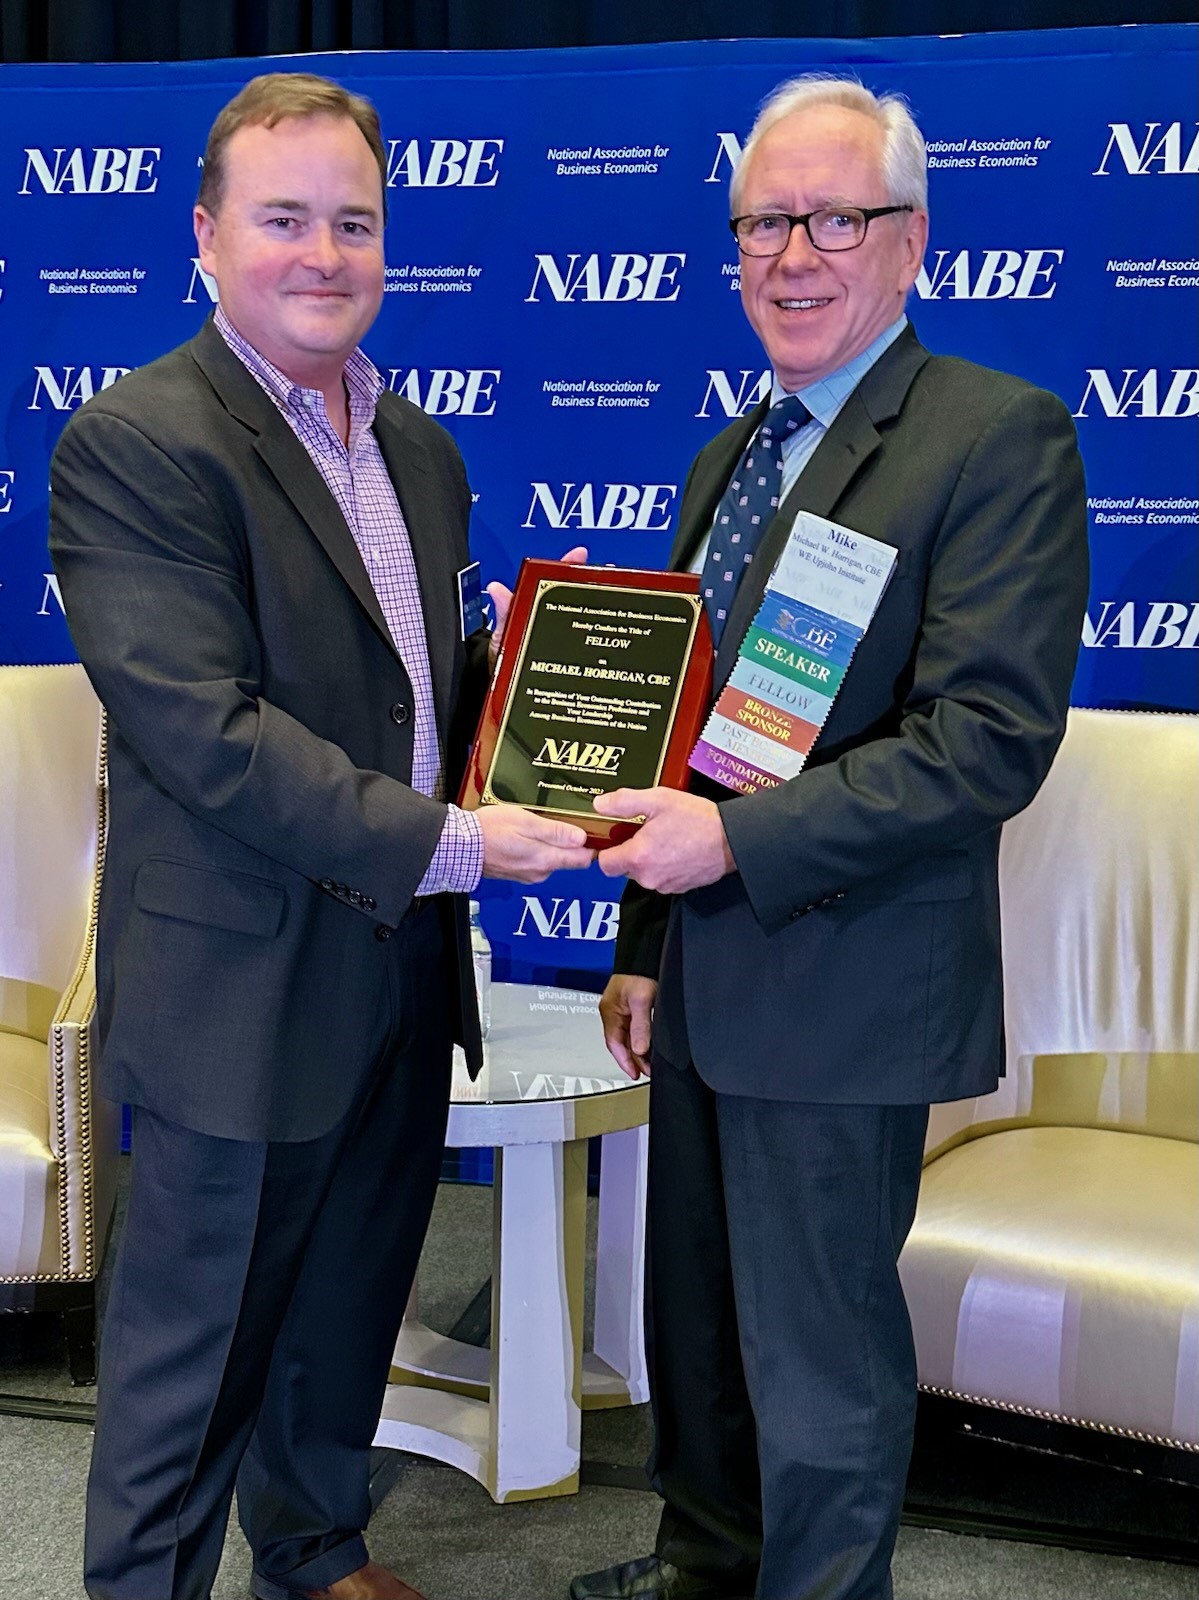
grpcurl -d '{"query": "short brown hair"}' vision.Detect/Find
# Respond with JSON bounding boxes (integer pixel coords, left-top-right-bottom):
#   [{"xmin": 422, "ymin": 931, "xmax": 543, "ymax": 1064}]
[{"xmin": 197, "ymin": 72, "xmax": 388, "ymax": 220}]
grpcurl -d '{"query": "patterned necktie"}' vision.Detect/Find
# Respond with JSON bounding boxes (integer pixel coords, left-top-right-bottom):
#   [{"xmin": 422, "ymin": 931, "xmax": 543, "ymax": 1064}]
[{"xmin": 700, "ymin": 393, "xmax": 811, "ymax": 646}]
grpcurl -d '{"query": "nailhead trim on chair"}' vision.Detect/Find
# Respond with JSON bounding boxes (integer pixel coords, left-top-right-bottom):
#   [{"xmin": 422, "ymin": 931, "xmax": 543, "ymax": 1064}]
[
  {"xmin": 53, "ymin": 1030, "xmax": 81, "ymax": 1278},
  {"xmin": 917, "ymin": 1383, "xmax": 1198, "ymax": 1454},
  {"xmin": 0, "ymin": 1271, "xmax": 97, "ymax": 1284},
  {"xmin": 51, "ymin": 714, "xmax": 106, "ymax": 1279}
]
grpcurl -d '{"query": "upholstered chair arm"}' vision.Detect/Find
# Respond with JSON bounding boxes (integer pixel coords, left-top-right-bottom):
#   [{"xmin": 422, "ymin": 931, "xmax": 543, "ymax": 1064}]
[
  {"xmin": 47, "ymin": 929, "xmax": 110, "ymax": 1277},
  {"xmin": 923, "ymin": 1072, "xmax": 1036, "ymax": 1164},
  {"xmin": 923, "ymin": 1097, "xmax": 981, "ymax": 1163}
]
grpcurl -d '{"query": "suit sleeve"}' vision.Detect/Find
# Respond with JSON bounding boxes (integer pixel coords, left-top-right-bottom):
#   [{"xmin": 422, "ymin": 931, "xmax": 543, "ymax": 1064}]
[
  {"xmin": 49, "ymin": 406, "xmax": 450, "ymax": 926},
  {"xmin": 613, "ymin": 881, "xmax": 670, "ymax": 980},
  {"xmin": 721, "ymin": 384, "xmax": 1090, "ymax": 934}
]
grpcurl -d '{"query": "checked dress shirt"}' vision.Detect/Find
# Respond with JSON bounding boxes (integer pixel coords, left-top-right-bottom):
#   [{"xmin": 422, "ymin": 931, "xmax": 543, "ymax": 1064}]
[{"xmin": 216, "ymin": 308, "xmax": 483, "ymax": 894}]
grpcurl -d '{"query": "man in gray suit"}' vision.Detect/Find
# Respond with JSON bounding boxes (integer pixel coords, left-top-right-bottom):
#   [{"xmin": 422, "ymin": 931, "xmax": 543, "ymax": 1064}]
[
  {"xmin": 571, "ymin": 77, "xmax": 1089, "ymax": 1600},
  {"xmin": 50, "ymin": 73, "xmax": 592, "ymax": 1600}
]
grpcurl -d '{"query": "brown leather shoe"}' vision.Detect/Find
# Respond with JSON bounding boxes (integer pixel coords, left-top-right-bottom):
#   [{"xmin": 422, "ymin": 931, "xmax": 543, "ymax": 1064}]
[{"xmin": 302, "ymin": 1561, "xmax": 426, "ymax": 1599}]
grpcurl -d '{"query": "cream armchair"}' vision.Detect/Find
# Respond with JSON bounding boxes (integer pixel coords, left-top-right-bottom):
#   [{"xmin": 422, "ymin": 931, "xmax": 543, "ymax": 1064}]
[
  {"xmin": 900, "ymin": 708, "xmax": 1198, "ymax": 1458},
  {"xmin": 0, "ymin": 664, "xmax": 119, "ymax": 1383}
]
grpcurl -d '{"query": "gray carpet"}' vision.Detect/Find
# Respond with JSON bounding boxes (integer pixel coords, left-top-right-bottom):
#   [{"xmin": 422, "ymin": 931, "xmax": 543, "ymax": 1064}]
[
  {"xmin": 2, "ymin": 1411, "xmax": 1195, "ymax": 1600},
  {"xmin": 1, "ymin": 1174, "xmax": 1195, "ymax": 1600}
]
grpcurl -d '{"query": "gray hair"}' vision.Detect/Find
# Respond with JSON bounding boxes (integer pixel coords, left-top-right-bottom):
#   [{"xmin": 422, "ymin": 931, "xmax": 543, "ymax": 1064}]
[{"xmin": 730, "ymin": 75, "xmax": 928, "ymax": 216}]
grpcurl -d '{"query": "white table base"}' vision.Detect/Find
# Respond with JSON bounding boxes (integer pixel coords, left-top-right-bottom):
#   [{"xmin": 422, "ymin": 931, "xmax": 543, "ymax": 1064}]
[{"xmin": 378, "ymin": 1123, "xmax": 648, "ymax": 1502}]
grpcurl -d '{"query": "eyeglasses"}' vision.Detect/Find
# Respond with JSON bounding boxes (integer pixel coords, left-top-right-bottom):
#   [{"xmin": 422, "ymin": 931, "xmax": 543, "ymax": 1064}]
[{"xmin": 730, "ymin": 205, "xmax": 914, "ymax": 257}]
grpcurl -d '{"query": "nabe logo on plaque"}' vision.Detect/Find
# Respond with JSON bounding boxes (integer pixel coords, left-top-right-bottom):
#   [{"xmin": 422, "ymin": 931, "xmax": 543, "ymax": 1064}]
[{"xmin": 460, "ymin": 560, "xmax": 713, "ymax": 848}]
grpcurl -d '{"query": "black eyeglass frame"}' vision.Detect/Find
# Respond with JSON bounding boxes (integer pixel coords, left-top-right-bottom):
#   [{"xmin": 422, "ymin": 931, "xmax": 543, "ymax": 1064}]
[{"xmin": 729, "ymin": 204, "xmax": 914, "ymax": 256}]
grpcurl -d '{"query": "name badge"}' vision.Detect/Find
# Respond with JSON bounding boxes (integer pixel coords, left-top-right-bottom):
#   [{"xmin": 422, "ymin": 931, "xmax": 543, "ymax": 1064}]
[
  {"xmin": 690, "ymin": 512, "xmax": 898, "ymax": 794},
  {"xmin": 457, "ymin": 561, "xmax": 488, "ymax": 638}
]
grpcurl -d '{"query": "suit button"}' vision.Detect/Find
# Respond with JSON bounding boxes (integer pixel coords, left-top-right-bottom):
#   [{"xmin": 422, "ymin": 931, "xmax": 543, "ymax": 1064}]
[
  {"xmin": 375, "ymin": 925, "xmax": 392, "ymax": 942},
  {"xmin": 319, "ymin": 878, "xmax": 334, "ymax": 892},
  {"xmin": 389, "ymin": 702, "xmax": 410, "ymax": 726},
  {"xmin": 349, "ymin": 890, "xmax": 363, "ymax": 907},
  {"xmin": 364, "ymin": 896, "xmax": 377, "ymax": 911}
]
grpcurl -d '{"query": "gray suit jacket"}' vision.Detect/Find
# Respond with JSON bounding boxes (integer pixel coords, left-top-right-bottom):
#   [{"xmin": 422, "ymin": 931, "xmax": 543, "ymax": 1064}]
[
  {"xmin": 50, "ymin": 318, "xmax": 489, "ymax": 1141},
  {"xmin": 616, "ymin": 326, "xmax": 1089, "ymax": 1105}
]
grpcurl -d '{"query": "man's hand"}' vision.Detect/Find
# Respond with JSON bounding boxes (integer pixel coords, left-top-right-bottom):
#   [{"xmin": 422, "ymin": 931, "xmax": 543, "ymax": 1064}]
[
  {"xmin": 599, "ymin": 974, "xmax": 658, "ymax": 1080},
  {"xmin": 595, "ymin": 788, "xmax": 735, "ymax": 895},
  {"xmin": 478, "ymin": 803, "xmax": 594, "ymax": 882},
  {"xmin": 486, "ymin": 546, "xmax": 588, "ymax": 671}
]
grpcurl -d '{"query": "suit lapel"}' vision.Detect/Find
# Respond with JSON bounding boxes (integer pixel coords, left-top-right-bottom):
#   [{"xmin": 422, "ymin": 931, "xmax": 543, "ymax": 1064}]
[
  {"xmin": 254, "ymin": 430, "xmax": 403, "ymax": 656},
  {"xmin": 713, "ymin": 327, "xmax": 931, "ymax": 688},
  {"xmin": 190, "ymin": 320, "xmax": 401, "ymax": 663}
]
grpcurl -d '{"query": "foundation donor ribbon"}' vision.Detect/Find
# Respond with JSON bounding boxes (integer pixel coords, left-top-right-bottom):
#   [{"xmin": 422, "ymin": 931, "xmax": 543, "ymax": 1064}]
[{"xmin": 690, "ymin": 511, "xmax": 898, "ymax": 794}]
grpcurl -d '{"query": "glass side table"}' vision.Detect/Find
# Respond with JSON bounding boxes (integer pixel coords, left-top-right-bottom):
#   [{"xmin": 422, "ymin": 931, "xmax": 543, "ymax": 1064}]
[{"xmin": 376, "ymin": 982, "xmax": 649, "ymax": 1502}]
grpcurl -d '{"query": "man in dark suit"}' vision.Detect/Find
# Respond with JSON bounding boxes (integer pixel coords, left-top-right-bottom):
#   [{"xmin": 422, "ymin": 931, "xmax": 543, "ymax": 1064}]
[
  {"xmin": 570, "ymin": 77, "xmax": 1089, "ymax": 1600},
  {"xmin": 49, "ymin": 73, "xmax": 592, "ymax": 1600}
]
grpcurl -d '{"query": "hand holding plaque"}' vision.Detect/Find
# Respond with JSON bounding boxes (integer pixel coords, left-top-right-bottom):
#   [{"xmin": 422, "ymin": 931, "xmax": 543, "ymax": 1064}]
[
  {"xmin": 459, "ymin": 560, "xmax": 713, "ymax": 848},
  {"xmin": 485, "ymin": 545, "xmax": 588, "ymax": 670}
]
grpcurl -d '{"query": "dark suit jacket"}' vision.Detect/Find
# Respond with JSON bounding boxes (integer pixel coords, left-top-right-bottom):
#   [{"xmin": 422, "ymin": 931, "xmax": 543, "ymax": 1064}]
[
  {"xmin": 616, "ymin": 326, "xmax": 1089, "ymax": 1106},
  {"xmin": 49, "ymin": 317, "xmax": 489, "ymax": 1142}
]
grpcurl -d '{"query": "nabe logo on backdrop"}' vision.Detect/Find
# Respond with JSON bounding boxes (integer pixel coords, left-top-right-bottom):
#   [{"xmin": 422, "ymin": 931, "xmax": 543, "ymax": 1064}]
[
  {"xmin": 915, "ymin": 249, "xmax": 1064, "ymax": 300},
  {"xmin": 1083, "ymin": 602, "xmax": 1199, "ymax": 649},
  {"xmin": 696, "ymin": 370, "xmax": 771, "ymax": 418},
  {"xmin": 0, "ymin": 470, "xmax": 13, "ymax": 514},
  {"xmin": 37, "ymin": 574, "xmax": 66, "ymax": 616},
  {"xmin": 703, "ymin": 134, "xmax": 743, "ymax": 185},
  {"xmin": 526, "ymin": 253, "xmax": 686, "ymax": 303},
  {"xmin": 183, "ymin": 258, "xmax": 219, "ymax": 305},
  {"xmin": 385, "ymin": 369, "xmax": 500, "ymax": 416},
  {"xmin": 523, "ymin": 482, "xmax": 677, "ymax": 530},
  {"xmin": 19, "ymin": 147, "xmax": 161, "ymax": 194},
  {"xmin": 1093, "ymin": 123, "xmax": 1199, "ymax": 176},
  {"xmin": 514, "ymin": 897, "xmax": 620, "ymax": 941},
  {"xmin": 29, "ymin": 366, "xmax": 132, "ymax": 410},
  {"xmin": 386, "ymin": 139, "xmax": 503, "ymax": 188},
  {"xmin": 1074, "ymin": 369, "xmax": 1199, "ymax": 418}
]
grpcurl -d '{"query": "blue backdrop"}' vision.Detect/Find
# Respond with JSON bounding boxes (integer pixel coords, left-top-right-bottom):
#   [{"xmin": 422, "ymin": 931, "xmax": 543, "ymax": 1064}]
[{"xmin": 1, "ymin": 26, "xmax": 1196, "ymax": 986}]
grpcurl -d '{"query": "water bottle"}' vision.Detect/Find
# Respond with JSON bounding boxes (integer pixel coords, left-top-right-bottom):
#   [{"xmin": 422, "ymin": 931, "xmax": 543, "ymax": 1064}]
[{"xmin": 469, "ymin": 899, "xmax": 492, "ymax": 1040}]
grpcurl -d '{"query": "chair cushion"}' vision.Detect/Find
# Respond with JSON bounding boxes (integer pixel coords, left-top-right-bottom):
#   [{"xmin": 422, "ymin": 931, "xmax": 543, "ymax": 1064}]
[
  {"xmin": 0, "ymin": 664, "xmax": 100, "ymax": 996},
  {"xmin": 900, "ymin": 1125, "xmax": 1199, "ymax": 1449},
  {"xmin": 0, "ymin": 1031, "xmax": 54, "ymax": 1278}
]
